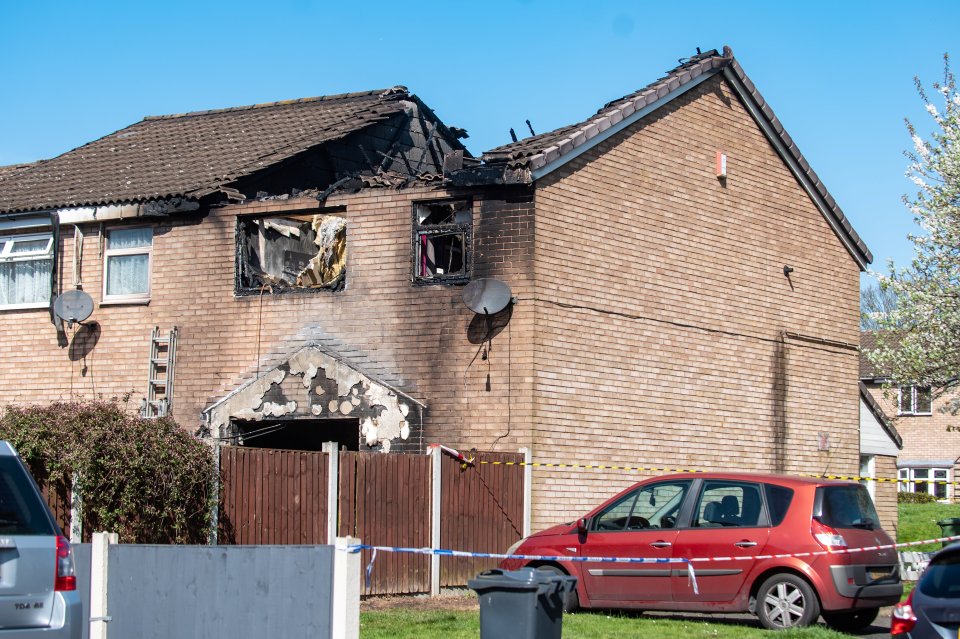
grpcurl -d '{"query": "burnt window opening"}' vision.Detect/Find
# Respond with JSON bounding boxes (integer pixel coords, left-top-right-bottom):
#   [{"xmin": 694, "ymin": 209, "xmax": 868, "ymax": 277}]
[
  {"xmin": 237, "ymin": 213, "xmax": 346, "ymax": 294},
  {"xmin": 413, "ymin": 199, "xmax": 471, "ymax": 284}
]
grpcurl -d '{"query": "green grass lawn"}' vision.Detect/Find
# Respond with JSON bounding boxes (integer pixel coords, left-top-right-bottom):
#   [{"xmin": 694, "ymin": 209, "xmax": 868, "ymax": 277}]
[
  {"xmin": 898, "ymin": 501, "xmax": 960, "ymax": 552},
  {"xmin": 360, "ymin": 609, "xmax": 851, "ymax": 639}
]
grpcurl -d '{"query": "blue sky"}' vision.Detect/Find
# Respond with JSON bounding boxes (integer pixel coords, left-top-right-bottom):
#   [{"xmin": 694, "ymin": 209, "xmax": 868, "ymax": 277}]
[{"xmin": 1, "ymin": 1, "xmax": 956, "ymax": 285}]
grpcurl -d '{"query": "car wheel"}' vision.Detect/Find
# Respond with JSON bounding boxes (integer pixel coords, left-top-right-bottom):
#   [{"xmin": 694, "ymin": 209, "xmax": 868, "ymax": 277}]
[
  {"xmin": 536, "ymin": 565, "xmax": 580, "ymax": 613},
  {"xmin": 755, "ymin": 574, "xmax": 820, "ymax": 629},
  {"xmin": 822, "ymin": 607, "xmax": 880, "ymax": 633}
]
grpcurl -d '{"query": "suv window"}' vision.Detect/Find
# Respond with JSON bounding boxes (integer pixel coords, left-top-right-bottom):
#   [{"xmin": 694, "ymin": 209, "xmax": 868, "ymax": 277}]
[
  {"xmin": 919, "ymin": 552, "xmax": 960, "ymax": 598},
  {"xmin": 0, "ymin": 456, "xmax": 57, "ymax": 535},
  {"xmin": 816, "ymin": 484, "xmax": 880, "ymax": 530},
  {"xmin": 763, "ymin": 484, "xmax": 794, "ymax": 526},
  {"xmin": 593, "ymin": 481, "xmax": 690, "ymax": 531}
]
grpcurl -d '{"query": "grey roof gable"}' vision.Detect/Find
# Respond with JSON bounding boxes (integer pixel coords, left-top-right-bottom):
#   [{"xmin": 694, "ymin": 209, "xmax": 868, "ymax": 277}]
[{"xmin": 481, "ymin": 46, "xmax": 872, "ymax": 270}]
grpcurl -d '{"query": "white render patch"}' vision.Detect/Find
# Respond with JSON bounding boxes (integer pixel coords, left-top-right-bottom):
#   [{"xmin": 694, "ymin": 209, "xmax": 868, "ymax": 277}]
[{"xmin": 207, "ymin": 346, "xmax": 414, "ymax": 451}]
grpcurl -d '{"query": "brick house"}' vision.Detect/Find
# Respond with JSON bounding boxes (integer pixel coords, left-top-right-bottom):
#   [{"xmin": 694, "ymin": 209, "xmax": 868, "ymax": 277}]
[
  {"xmin": 861, "ymin": 331, "xmax": 959, "ymax": 504},
  {"xmin": 0, "ymin": 46, "xmax": 872, "ymax": 530}
]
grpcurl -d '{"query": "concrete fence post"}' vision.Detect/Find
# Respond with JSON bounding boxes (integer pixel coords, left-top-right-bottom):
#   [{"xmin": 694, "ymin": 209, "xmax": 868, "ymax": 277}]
[
  {"xmin": 332, "ymin": 537, "xmax": 361, "ymax": 639},
  {"xmin": 322, "ymin": 442, "xmax": 339, "ymax": 544},
  {"xmin": 430, "ymin": 446, "xmax": 441, "ymax": 596},
  {"xmin": 520, "ymin": 447, "xmax": 532, "ymax": 538},
  {"xmin": 69, "ymin": 472, "xmax": 82, "ymax": 544},
  {"xmin": 89, "ymin": 531, "xmax": 118, "ymax": 639}
]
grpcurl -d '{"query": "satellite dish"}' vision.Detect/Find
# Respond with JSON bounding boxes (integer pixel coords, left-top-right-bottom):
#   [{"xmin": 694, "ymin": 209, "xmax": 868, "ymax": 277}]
[
  {"xmin": 53, "ymin": 289, "xmax": 94, "ymax": 325},
  {"xmin": 462, "ymin": 278, "xmax": 512, "ymax": 315}
]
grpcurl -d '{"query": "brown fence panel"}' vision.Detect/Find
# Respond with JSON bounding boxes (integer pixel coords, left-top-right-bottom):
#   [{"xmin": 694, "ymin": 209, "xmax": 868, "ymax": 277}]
[
  {"xmin": 40, "ymin": 475, "xmax": 71, "ymax": 535},
  {"xmin": 338, "ymin": 451, "xmax": 431, "ymax": 595},
  {"xmin": 219, "ymin": 446, "xmax": 328, "ymax": 544},
  {"xmin": 440, "ymin": 451, "xmax": 524, "ymax": 586}
]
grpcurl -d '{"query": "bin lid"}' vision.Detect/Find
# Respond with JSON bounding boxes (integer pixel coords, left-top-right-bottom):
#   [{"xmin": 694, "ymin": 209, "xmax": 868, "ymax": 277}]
[
  {"xmin": 937, "ymin": 518, "xmax": 960, "ymax": 525},
  {"xmin": 467, "ymin": 568, "xmax": 563, "ymax": 592}
]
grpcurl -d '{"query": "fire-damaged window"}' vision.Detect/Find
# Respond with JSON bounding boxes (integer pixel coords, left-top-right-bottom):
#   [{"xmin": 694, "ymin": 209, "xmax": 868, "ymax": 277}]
[
  {"xmin": 413, "ymin": 199, "xmax": 472, "ymax": 284},
  {"xmin": 236, "ymin": 213, "xmax": 346, "ymax": 294}
]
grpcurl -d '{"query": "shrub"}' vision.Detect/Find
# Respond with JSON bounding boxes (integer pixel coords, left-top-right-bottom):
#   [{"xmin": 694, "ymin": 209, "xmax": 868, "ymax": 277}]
[
  {"xmin": 0, "ymin": 400, "xmax": 214, "ymax": 544},
  {"xmin": 898, "ymin": 491, "xmax": 937, "ymax": 504}
]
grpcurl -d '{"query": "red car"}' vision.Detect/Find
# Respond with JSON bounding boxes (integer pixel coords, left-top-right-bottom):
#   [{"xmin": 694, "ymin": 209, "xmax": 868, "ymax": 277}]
[{"xmin": 500, "ymin": 472, "xmax": 902, "ymax": 631}]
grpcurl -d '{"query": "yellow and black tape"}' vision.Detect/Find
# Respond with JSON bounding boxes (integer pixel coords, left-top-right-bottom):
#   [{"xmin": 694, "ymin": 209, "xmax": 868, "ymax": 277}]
[{"xmin": 477, "ymin": 460, "xmax": 959, "ymax": 487}]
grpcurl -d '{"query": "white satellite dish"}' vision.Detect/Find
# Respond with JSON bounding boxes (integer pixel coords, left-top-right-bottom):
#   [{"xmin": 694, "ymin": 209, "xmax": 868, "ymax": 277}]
[
  {"xmin": 53, "ymin": 289, "xmax": 94, "ymax": 326},
  {"xmin": 462, "ymin": 278, "xmax": 512, "ymax": 315}
]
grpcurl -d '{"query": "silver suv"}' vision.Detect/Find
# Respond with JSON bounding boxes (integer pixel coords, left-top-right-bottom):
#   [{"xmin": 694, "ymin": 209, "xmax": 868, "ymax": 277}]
[{"xmin": 0, "ymin": 442, "xmax": 80, "ymax": 637}]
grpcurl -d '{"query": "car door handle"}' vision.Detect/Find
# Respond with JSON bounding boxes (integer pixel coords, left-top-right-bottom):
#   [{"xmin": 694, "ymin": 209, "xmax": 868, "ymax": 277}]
[
  {"xmin": 649, "ymin": 541, "xmax": 672, "ymax": 548},
  {"xmin": 734, "ymin": 541, "xmax": 758, "ymax": 548}
]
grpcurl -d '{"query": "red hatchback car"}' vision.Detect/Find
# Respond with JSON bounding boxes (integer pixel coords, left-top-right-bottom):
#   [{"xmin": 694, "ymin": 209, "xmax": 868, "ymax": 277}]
[{"xmin": 500, "ymin": 473, "xmax": 902, "ymax": 631}]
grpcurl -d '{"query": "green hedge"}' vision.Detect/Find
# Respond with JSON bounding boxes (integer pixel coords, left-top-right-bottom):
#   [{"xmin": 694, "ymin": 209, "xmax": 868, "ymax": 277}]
[
  {"xmin": 0, "ymin": 400, "xmax": 214, "ymax": 544},
  {"xmin": 898, "ymin": 491, "xmax": 938, "ymax": 504}
]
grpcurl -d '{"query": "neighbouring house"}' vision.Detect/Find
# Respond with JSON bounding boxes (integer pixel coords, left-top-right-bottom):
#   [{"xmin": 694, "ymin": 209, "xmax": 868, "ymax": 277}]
[
  {"xmin": 859, "ymin": 381, "xmax": 902, "ymax": 532},
  {"xmin": 861, "ymin": 330, "xmax": 959, "ymax": 503},
  {"xmin": 0, "ymin": 46, "xmax": 873, "ymax": 531}
]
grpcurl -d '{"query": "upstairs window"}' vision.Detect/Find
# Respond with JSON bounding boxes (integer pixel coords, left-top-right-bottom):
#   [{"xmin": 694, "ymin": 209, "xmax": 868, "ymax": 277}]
[
  {"xmin": 413, "ymin": 199, "xmax": 471, "ymax": 284},
  {"xmin": 236, "ymin": 213, "xmax": 346, "ymax": 294},
  {"xmin": 0, "ymin": 233, "xmax": 54, "ymax": 309},
  {"xmin": 899, "ymin": 385, "xmax": 932, "ymax": 415},
  {"xmin": 103, "ymin": 226, "xmax": 152, "ymax": 303}
]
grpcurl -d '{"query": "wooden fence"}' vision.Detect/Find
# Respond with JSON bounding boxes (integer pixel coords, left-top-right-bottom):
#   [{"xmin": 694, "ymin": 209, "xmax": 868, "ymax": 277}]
[{"xmin": 218, "ymin": 446, "xmax": 526, "ymax": 595}]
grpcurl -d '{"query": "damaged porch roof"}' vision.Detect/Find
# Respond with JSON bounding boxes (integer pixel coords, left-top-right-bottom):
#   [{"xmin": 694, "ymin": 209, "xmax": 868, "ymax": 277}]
[
  {"xmin": 479, "ymin": 46, "xmax": 873, "ymax": 270},
  {"xmin": 0, "ymin": 87, "xmax": 465, "ymax": 214}
]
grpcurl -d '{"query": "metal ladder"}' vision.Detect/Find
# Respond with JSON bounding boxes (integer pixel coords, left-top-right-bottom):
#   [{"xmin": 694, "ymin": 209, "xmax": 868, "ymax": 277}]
[{"xmin": 142, "ymin": 326, "xmax": 178, "ymax": 418}]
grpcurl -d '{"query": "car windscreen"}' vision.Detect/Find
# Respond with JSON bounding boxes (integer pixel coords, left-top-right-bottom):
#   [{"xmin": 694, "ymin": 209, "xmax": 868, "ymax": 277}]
[
  {"xmin": 0, "ymin": 457, "xmax": 57, "ymax": 535},
  {"xmin": 815, "ymin": 484, "xmax": 880, "ymax": 530},
  {"xmin": 919, "ymin": 552, "xmax": 960, "ymax": 598}
]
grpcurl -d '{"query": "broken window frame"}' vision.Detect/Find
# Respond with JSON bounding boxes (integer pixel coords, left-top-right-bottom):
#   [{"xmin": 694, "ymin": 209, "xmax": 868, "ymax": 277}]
[
  {"xmin": 235, "ymin": 210, "xmax": 347, "ymax": 296},
  {"xmin": 412, "ymin": 199, "xmax": 472, "ymax": 285},
  {"xmin": 0, "ymin": 232, "xmax": 54, "ymax": 310},
  {"xmin": 102, "ymin": 225, "xmax": 153, "ymax": 304}
]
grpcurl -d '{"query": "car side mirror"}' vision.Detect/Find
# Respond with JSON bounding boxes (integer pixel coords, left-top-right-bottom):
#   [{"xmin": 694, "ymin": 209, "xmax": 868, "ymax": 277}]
[{"xmin": 577, "ymin": 517, "xmax": 588, "ymax": 535}]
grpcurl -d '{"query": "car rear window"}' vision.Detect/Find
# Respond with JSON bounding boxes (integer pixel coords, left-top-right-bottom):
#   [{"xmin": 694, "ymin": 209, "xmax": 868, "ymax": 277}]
[
  {"xmin": 763, "ymin": 484, "xmax": 794, "ymax": 526},
  {"xmin": 0, "ymin": 456, "xmax": 57, "ymax": 535},
  {"xmin": 919, "ymin": 552, "xmax": 960, "ymax": 598},
  {"xmin": 816, "ymin": 484, "xmax": 880, "ymax": 530}
]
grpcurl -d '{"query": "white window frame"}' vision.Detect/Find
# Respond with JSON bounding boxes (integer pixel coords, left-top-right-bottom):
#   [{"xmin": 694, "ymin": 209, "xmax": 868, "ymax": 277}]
[
  {"xmin": 899, "ymin": 467, "xmax": 950, "ymax": 501},
  {"xmin": 898, "ymin": 385, "xmax": 933, "ymax": 416},
  {"xmin": 0, "ymin": 232, "xmax": 54, "ymax": 310},
  {"xmin": 102, "ymin": 226, "xmax": 153, "ymax": 304},
  {"xmin": 860, "ymin": 455, "xmax": 876, "ymax": 502}
]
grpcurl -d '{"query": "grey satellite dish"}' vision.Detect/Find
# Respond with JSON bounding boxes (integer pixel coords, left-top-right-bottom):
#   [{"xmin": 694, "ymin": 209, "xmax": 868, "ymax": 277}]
[
  {"xmin": 462, "ymin": 278, "xmax": 512, "ymax": 315},
  {"xmin": 53, "ymin": 289, "xmax": 94, "ymax": 325}
]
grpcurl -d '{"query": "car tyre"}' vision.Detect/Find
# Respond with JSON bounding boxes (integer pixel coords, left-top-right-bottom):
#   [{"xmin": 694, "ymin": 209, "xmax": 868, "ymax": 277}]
[
  {"xmin": 536, "ymin": 565, "xmax": 580, "ymax": 613},
  {"xmin": 755, "ymin": 573, "xmax": 820, "ymax": 629},
  {"xmin": 822, "ymin": 607, "xmax": 880, "ymax": 633}
]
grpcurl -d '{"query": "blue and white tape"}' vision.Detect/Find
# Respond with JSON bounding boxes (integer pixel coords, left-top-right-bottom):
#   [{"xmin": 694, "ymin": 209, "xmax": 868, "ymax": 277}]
[{"xmin": 337, "ymin": 534, "xmax": 960, "ymax": 594}]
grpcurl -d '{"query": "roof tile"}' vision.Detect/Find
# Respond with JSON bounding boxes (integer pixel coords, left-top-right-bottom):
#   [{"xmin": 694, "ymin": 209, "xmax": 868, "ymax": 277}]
[{"xmin": 0, "ymin": 88, "xmax": 411, "ymax": 213}]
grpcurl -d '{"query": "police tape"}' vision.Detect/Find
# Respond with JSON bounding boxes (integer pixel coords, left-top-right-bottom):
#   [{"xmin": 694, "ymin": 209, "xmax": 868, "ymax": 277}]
[
  {"xmin": 474, "ymin": 459, "xmax": 957, "ymax": 487},
  {"xmin": 337, "ymin": 534, "xmax": 960, "ymax": 593}
]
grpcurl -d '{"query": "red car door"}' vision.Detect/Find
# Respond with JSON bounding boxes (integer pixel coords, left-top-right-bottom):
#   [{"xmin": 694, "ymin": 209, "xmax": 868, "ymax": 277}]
[
  {"xmin": 672, "ymin": 480, "xmax": 770, "ymax": 603},
  {"xmin": 580, "ymin": 480, "xmax": 691, "ymax": 604}
]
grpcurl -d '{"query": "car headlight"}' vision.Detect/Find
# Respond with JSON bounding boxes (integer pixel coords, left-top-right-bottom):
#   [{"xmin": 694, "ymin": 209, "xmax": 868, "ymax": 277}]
[{"xmin": 506, "ymin": 538, "xmax": 527, "ymax": 556}]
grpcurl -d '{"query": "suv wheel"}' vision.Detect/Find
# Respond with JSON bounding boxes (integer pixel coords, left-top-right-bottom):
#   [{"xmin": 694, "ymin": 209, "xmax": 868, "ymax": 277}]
[
  {"xmin": 755, "ymin": 574, "xmax": 820, "ymax": 629},
  {"xmin": 822, "ymin": 607, "xmax": 880, "ymax": 632},
  {"xmin": 536, "ymin": 565, "xmax": 579, "ymax": 613}
]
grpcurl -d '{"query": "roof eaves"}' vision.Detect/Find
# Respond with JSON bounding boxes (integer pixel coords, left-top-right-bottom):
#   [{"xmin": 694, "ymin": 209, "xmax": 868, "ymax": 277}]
[
  {"xmin": 720, "ymin": 60, "xmax": 872, "ymax": 270},
  {"xmin": 525, "ymin": 68, "xmax": 721, "ymax": 181},
  {"xmin": 859, "ymin": 381, "xmax": 903, "ymax": 449}
]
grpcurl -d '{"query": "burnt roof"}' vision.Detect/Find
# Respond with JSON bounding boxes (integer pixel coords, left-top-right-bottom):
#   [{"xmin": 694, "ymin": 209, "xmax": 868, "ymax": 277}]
[
  {"xmin": 0, "ymin": 88, "xmax": 418, "ymax": 214},
  {"xmin": 481, "ymin": 46, "xmax": 872, "ymax": 268}
]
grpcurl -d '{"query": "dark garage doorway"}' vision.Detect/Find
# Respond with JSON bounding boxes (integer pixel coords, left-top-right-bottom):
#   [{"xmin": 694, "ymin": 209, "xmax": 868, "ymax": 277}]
[{"xmin": 235, "ymin": 418, "xmax": 360, "ymax": 452}]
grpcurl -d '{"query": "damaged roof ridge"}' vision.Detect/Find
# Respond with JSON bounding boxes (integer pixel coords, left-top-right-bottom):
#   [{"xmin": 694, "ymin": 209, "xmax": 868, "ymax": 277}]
[{"xmin": 142, "ymin": 87, "xmax": 410, "ymax": 121}]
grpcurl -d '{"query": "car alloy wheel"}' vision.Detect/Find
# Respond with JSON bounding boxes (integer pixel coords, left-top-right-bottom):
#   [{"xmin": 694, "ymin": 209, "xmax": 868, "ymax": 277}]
[{"xmin": 756, "ymin": 574, "xmax": 820, "ymax": 629}]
